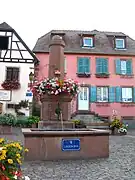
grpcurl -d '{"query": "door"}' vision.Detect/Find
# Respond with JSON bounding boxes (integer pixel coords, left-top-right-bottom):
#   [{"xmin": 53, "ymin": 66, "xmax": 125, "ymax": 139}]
[{"xmin": 78, "ymin": 87, "xmax": 89, "ymax": 110}]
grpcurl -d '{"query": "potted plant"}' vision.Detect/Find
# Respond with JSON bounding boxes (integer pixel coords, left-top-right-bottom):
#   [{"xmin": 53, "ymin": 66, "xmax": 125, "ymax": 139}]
[
  {"xmin": 0, "ymin": 138, "xmax": 30, "ymax": 179},
  {"xmin": 110, "ymin": 118, "xmax": 121, "ymax": 135},
  {"xmin": 0, "ymin": 113, "xmax": 17, "ymax": 134},
  {"xmin": 72, "ymin": 119, "xmax": 86, "ymax": 128},
  {"xmin": 118, "ymin": 123, "xmax": 128, "ymax": 135},
  {"xmin": 27, "ymin": 116, "xmax": 40, "ymax": 128}
]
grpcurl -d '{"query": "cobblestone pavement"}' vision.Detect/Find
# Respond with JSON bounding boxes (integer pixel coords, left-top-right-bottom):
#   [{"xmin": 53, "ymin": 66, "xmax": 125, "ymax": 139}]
[{"xmin": 21, "ymin": 131, "xmax": 135, "ymax": 180}]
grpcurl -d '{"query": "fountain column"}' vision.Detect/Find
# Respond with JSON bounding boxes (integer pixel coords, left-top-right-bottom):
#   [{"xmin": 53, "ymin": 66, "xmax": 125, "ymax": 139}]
[{"xmin": 39, "ymin": 35, "xmax": 72, "ymax": 128}]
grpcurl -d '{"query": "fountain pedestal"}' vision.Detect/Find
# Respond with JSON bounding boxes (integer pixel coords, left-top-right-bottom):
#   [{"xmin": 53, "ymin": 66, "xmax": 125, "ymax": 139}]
[
  {"xmin": 39, "ymin": 94, "xmax": 74, "ymax": 128},
  {"xmin": 39, "ymin": 35, "xmax": 73, "ymax": 128}
]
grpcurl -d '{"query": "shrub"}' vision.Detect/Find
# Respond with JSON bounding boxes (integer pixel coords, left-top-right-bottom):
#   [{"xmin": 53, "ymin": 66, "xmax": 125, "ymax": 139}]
[
  {"xmin": 16, "ymin": 116, "xmax": 40, "ymax": 128},
  {"xmin": 0, "ymin": 113, "xmax": 17, "ymax": 126}
]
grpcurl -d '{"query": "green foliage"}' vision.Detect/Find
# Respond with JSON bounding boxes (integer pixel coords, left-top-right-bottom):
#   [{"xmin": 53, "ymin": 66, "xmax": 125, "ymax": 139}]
[
  {"xmin": 72, "ymin": 119, "xmax": 81, "ymax": 125},
  {"xmin": 0, "ymin": 113, "xmax": 40, "ymax": 128},
  {"xmin": 72, "ymin": 119, "xmax": 86, "ymax": 128},
  {"xmin": 16, "ymin": 116, "xmax": 40, "ymax": 128},
  {"xmin": 0, "ymin": 113, "xmax": 17, "ymax": 126},
  {"xmin": 28, "ymin": 116, "xmax": 40, "ymax": 124},
  {"xmin": 110, "ymin": 119, "xmax": 121, "ymax": 129}
]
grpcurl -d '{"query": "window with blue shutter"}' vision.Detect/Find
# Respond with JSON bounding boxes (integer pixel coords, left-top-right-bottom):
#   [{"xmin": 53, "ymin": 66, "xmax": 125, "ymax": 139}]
[
  {"xmin": 77, "ymin": 57, "xmax": 90, "ymax": 76},
  {"xmin": 133, "ymin": 87, "xmax": 135, "ymax": 103},
  {"xmin": 115, "ymin": 59, "xmax": 133, "ymax": 75},
  {"xmin": 109, "ymin": 87, "xmax": 115, "ymax": 102},
  {"xmin": 116, "ymin": 87, "xmax": 121, "ymax": 102},
  {"xmin": 96, "ymin": 58, "xmax": 108, "ymax": 74},
  {"xmin": 126, "ymin": 59, "xmax": 132, "ymax": 75},
  {"xmin": 77, "ymin": 58, "xmax": 84, "ymax": 73},
  {"xmin": 115, "ymin": 59, "xmax": 121, "ymax": 74},
  {"xmin": 90, "ymin": 86, "xmax": 97, "ymax": 102}
]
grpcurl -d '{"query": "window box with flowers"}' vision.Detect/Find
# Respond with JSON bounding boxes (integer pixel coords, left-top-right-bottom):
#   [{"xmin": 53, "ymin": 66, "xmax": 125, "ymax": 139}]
[{"xmin": 1, "ymin": 80, "xmax": 20, "ymax": 90}]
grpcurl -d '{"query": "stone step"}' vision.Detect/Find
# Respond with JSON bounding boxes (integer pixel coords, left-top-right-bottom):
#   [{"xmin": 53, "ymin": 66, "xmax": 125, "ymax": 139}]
[{"xmin": 72, "ymin": 114, "xmax": 104, "ymax": 124}]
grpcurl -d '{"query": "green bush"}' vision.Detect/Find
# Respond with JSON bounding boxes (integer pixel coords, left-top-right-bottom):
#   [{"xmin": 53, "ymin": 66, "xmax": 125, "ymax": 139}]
[
  {"xmin": 0, "ymin": 113, "xmax": 40, "ymax": 127},
  {"xmin": 0, "ymin": 113, "xmax": 17, "ymax": 126},
  {"xmin": 16, "ymin": 116, "xmax": 40, "ymax": 127}
]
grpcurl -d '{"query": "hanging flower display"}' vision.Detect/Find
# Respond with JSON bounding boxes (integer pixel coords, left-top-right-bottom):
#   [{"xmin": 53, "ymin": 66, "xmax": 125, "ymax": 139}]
[
  {"xmin": 31, "ymin": 77, "xmax": 80, "ymax": 97},
  {"xmin": 1, "ymin": 80, "xmax": 20, "ymax": 90}
]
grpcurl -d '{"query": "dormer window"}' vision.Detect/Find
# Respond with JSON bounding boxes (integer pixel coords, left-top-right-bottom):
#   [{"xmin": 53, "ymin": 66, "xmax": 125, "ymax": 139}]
[
  {"xmin": 115, "ymin": 38, "xmax": 125, "ymax": 49},
  {"xmin": 83, "ymin": 37, "xmax": 93, "ymax": 48}
]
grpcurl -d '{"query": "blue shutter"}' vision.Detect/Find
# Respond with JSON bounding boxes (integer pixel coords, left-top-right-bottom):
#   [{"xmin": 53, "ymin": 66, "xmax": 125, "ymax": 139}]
[
  {"xmin": 109, "ymin": 87, "xmax": 115, "ymax": 102},
  {"xmin": 84, "ymin": 58, "xmax": 90, "ymax": 73},
  {"xmin": 116, "ymin": 87, "xmax": 121, "ymax": 102},
  {"xmin": 133, "ymin": 87, "xmax": 135, "ymax": 103},
  {"xmin": 96, "ymin": 58, "xmax": 103, "ymax": 74},
  {"xmin": 90, "ymin": 86, "xmax": 97, "ymax": 102},
  {"xmin": 102, "ymin": 58, "xmax": 108, "ymax": 73},
  {"xmin": 115, "ymin": 59, "xmax": 121, "ymax": 74},
  {"xmin": 126, "ymin": 59, "xmax": 132, "ymax": 75},
  {"xmin": 77, "ymin": 58, "xmax": 84, "ymax": 73}
]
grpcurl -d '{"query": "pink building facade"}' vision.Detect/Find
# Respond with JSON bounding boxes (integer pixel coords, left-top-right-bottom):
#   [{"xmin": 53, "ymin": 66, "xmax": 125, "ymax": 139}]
[{"xmin": 33, "ymin": 30, "xmax": 135, "ymax": 123}]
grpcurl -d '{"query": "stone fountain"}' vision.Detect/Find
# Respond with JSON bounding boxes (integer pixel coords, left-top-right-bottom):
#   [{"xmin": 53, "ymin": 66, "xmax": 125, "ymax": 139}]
[{"xmin": 22, "ymin": 35, "xmax": 109, "ymax": 161}]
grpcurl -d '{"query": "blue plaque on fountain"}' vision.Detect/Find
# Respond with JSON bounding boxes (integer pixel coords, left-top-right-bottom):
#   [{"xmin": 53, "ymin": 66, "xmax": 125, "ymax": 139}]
[{"xmin": 62, "ymin": 139, "xmax": 80, "ymax": 151}]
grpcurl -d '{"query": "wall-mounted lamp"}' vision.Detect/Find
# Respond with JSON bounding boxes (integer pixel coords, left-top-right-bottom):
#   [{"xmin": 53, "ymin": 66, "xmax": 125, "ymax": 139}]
[{"xmin": 29, "ymin": 72, "xmax": 34, "ymax": 83}]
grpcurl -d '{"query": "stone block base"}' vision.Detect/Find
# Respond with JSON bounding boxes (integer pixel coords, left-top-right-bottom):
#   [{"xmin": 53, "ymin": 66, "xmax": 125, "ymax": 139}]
[
  {"xmin": 38, "ymin": 121, "xmax": 74, "ymax": 129},
  {"xmin": 23, "ymin": 129, "xmax": 109, "ymax": 161},
  {"xmin": 0, "ymin": 125, "xmax": 12, "ymax": 134}
]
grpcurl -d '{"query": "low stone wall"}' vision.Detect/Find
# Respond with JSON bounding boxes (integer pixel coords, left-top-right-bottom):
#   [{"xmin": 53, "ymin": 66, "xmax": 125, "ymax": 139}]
[
  {"xmin": 0, "ymin": 125, "xmax": 12, "ymax": 134},
  {"xmin": 22, "ymin": 129, "xmax": 109, "ymax": 161}
]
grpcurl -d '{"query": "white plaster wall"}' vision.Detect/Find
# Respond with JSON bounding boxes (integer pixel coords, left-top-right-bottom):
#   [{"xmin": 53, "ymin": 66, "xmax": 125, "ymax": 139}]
[{"xmin": 0, "ymin": 62, "xmax": 34, "ymax": 116}]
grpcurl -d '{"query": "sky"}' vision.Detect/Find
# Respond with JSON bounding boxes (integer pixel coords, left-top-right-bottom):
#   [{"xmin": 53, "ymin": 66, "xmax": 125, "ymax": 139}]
[{"xmin": 0, "ymin": 0, "xmax": 134, "ymax": 49}]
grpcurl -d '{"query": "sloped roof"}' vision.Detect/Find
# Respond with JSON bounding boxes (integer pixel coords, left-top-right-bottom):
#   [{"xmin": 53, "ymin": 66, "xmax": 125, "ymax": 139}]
[
  {"xmin": 33, "ymin": 29, "xmax": 135, "ymax": 56},
  {"xmin": 0, "ymin": 22, "xmax": 39, "ymax": 64},
  {"xmin": 0, "ymin": 22, "xmax": 13, "ymax": 31}
]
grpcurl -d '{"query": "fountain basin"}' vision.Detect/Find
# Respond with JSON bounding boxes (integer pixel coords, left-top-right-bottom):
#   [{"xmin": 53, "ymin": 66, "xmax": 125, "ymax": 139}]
[{"xmin": 22, "ymin": 128, "xmax": 109, "ymax": 161}]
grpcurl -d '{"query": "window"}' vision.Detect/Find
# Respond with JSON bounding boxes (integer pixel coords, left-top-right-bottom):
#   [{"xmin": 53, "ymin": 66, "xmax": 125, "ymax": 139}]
[
  {"xmin": 122, "ymin": 87, "xmax": 132, "ymax": 102},
  {"xmin": 83, "ymin": 37, "xmax": 93, "ymax": 47},
  {"xmin": 0, "ymin": 36, "xmax": 9, "ymax": 50},
  {"xmin": 96, "ymin": 58, "xmax": 108, "ymax": 74},
  {"xmin": 115, "ymin": 59, "xmax": 132, "ymax": 75},
  {"xmin": 77, "ymin": 57, "xmax": 90, "ymax": 74},
  {"xmin": 97, "ymin": 87, "xmax": 108, "ymax": 102},
  {"xmin": 120, "ymin": 60, "xmax": 126, "ymax": 74},
  {"xmin": 115, "ymin": 38, "xmax": 125, "ymax": 49},
  {"xmin": 6, "ymin": 67, "xmax": 19, "ymax": 81}
]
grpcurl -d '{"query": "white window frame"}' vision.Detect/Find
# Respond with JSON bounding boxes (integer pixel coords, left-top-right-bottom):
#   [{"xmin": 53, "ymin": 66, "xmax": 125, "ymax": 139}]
[
  {"xmin": 122, "ymin": 87, "xmax": 132, "ymax": 102},
  {"xmin": 97, "ymin": 87, "xmax": 108, "ymax": 102},
  {"xmin": 83, "ymin": 37, "xmax": 93, "ymax": 47},
  {"xmin": 115, "ymin": 38, "xmax": 125, "ymax": 49},
  {"xmin": 120, "ymin": 60, "xmax": 127, "ymax": 75}
]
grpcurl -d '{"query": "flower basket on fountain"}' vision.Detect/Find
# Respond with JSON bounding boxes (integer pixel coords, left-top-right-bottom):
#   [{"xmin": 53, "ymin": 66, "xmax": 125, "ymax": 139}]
[
  {"xmin": 32, "ymin": 77, "xmax": 80, "ymax": 101},
  {"xmin": 0, "ymin": 138, "xmax": 30, "ymax": 180},
  {"xmin": 31, "ymin": 77, "xmax": 80, "ymax": 121}
]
